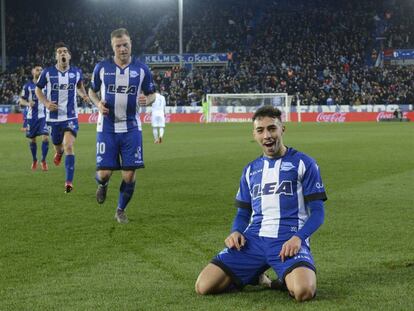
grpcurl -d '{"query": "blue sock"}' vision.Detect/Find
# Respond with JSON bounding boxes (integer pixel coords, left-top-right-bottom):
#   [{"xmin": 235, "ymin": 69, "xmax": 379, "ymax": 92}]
[
  {"xmin": 29, "ymin": 142, "xmax": 37, "ymax": 161},
  {"xmin": 65, "ymin": 155, "xmax": 75, "ymax": 183},
  {"xmin": 118, "ymin": 181, "xmax": 136, "ymax": 210},
  {"xmin": 41, "ymin": 141, "xmax": 49, "ymax": 162},
  {"xmin": 95, "ymin": 174, "xmax": 109, "ymax": 186}
]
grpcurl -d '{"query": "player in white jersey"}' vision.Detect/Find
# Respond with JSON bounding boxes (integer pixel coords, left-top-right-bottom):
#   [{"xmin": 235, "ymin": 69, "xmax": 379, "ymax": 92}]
[
  {"xmin": 151, "ymin": 91, "xmax": 166, "ymax": 144},
  {"xmin": 19, "ymin": 65, "xmax": 49, "ymax": 171},
  {"xmin": 195, "ymin": 106, "xmax": 327, "ymax": 302},
  {"xmin": 36, "ymin": 42, "xmax": 90, "ymax": 193},
  {"xmin": 89, "ymin": 28, "xmax": 156, "ymax": 224}
]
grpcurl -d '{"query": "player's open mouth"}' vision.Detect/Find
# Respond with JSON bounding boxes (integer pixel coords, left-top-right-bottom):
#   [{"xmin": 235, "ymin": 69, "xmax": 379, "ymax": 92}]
[
  {"xmin": 62, "ymin": 57, "xmax": 66, "ymax": 62},
  {"xmin": 263, "ymin": 141, "xmax": 274, "ymax": 147}
]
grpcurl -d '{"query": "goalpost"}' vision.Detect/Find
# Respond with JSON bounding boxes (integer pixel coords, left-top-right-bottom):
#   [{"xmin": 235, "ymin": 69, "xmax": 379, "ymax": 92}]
[{"xmin": 206, "ymin": 93, "xmax": 291, "ymax": 123}]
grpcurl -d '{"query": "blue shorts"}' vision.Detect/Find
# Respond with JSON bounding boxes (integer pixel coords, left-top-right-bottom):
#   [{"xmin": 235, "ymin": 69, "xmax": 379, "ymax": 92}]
[
  {"xmin": 47, "ymin": 119, "xmax": 79, "ymax": 145},
  {"xmin": 96, "ymin": 129, "xmax": 144, "ymax": 170},
  {"xmin": 26, "ymin": 118, "xmax": 48, "ymax": 138},
  {"xmin": 212, "ymin": 233, "xmax": 316, "ymax": 289}
]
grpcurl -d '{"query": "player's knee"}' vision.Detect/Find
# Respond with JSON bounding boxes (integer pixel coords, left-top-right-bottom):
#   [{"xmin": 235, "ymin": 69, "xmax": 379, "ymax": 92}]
[
  {"xmin": 195, "ymin": 278, "xmax": 210, "ymax": 295},
  {"xmin": 123, "ymin": 176, "xmax": 135, "ymax": 183},
  {"xmin": 195, "ymin": 274, "xmax": 219, "ymax": 295},
  {"xmin": 122, "ymin": 172, "xmax": 135, "ymax": 183},
  {"xmin": 100, "ymin": 174, "xmax": 111, "ymax": 182},
  {"xmin": 64, "ymin": 143, "xmax": 74, "ymax": 154},
  {"xmin": 292, "ymin": 285, "xmax": 315, "ymax": 302}
]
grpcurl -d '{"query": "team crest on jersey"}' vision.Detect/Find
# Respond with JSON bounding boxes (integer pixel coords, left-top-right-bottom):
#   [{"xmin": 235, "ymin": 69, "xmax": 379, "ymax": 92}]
[
  {"xmin": 107, "ymin": 84, "xmax": 138, "ymax": 95},
  {"xmin": 251, "ymin": 181, "xmax": 293, "ymax": 199},
  {"xmin": 280, "ymin": 162, "xmax": 295, "ymax": 171},
  {"xmin": 69, "ymin": 73, "xmax": 76, "ymax": 79},
  {"xmin": 130, "ymin": 70, "xmax": 139, "ymax": 78}
]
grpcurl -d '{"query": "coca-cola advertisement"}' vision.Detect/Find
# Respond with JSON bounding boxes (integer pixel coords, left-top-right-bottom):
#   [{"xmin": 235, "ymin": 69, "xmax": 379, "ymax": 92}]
[
  {"xmin": 88, "ymin": 112, "xmax": 99, "ymax": 124},
  {"xmin": 316, "ymin": 112, "xmax": 347, "ymax": 123},
  {"xmin": 376, "ymin": 111, "xmax": 409, "ymax": 122},
  {"xmin": 143, "ymin": 113, "xmax": 152, "ymax": 123},
  {"xmin": 376, "ymin": 112, "xmax": 394, "ymax": 121},
  {"xmin": 2, "ymin": 111, "xmax": 413, "ymax": 124},
  {"xmin": 210, "ymin": 113, "xmax": 228, "ymax": 122},
  {"xmin": 142, "ymin": 113, "xmax": 172, "ymax": 123},
  {"xmin": 0, "ymin": 114, "xmax": 8, "ymax": 124}
]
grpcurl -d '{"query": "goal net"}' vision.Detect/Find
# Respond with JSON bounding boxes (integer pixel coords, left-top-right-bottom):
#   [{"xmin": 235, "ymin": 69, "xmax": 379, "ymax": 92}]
[{"xmin": 205, "ymin": 93, "xmax": 290, "ymax": 123}]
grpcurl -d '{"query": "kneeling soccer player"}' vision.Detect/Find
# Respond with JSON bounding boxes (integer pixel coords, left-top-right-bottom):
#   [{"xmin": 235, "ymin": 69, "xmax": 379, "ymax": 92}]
[{"xmin": 195, "ymin": 106, "xmax": 327, "ymax": 302}]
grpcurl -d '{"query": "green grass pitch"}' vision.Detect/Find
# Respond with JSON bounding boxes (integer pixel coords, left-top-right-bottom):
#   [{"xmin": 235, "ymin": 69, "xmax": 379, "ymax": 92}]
[{"xmin": 0, "ymin": 122, "xmax": 413, "ymax": 310}]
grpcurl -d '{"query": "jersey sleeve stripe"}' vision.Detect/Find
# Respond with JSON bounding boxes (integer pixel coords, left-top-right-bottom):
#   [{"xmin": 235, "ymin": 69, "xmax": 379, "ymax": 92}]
[
  {"xmin": 304, "ymin": 192, "xmax": 327, "ymax": 203},
  {"xmin": 235, "ymin": 199, "xmax": 252, "ymax": 209}
]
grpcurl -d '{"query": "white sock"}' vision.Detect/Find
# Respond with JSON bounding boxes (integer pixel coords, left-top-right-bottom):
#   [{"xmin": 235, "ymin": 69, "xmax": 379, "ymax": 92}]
[
  {"xmin": 153, "ymin": 128, "xmax": 159, "ymax": 140},
  {"xmin": 159, "ymin": 127, "xmax": 164, "ymax": 138}
]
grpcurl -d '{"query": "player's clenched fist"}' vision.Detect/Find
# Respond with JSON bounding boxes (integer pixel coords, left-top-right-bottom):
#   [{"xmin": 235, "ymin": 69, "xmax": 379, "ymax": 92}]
[
  {"xmin": 225, "ymin": 231, "xmax": 246, "ymax": 251},
  {"xmin": 97, "ymin": 100, "xmax": 109, "ymax": 115}
]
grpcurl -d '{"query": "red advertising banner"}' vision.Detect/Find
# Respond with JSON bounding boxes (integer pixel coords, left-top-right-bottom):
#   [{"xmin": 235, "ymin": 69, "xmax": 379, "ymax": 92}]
[
  {"xmin": 209, "ymin": 112, "xmax": 414, "ymax": 122},
  {"xmin": 291, "ymin": 111, "xmax": 414, "ymax": 122},
  {"xmin": 2, "ymin": 112, "xmax": 413, "ymax": 124}
]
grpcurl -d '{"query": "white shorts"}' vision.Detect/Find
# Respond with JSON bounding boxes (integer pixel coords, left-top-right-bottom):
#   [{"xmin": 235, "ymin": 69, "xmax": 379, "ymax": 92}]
[{"xmin": 151, "ymin": 115, "xmax": 165, "ymax": 127}]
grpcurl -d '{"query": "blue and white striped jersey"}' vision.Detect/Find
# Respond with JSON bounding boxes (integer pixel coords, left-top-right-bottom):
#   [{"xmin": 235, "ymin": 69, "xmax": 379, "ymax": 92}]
[
  {"xmin": 36, "ymin": 66, "xmax": 83, "ymax": 122},
  {"xmin": 91, "ymin": 57, "xmax": 155, "ymax": 133},
  {"xmin": 21, "ymin": 81, "xmax": 45, "ymax": 120},
  {"xmin": 235, "ymin": 147, "xmax": 327, "ymax": 240}
]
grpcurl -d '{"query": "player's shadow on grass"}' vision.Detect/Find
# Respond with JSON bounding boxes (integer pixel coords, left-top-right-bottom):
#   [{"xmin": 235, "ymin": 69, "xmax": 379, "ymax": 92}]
[{"xmin": 316, "ymin": 260, "xmax": 414, "ymax": 301}]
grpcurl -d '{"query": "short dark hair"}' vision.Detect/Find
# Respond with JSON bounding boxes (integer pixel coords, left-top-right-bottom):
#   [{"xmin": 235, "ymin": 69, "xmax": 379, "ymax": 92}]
[
  {"xmin": 111, "ymin": 28, "xmax": 130, "ymax": 40},
  {"xmin": 54, "ymin": 42, "xmax": 70, "ymax": 53},
  {"xmin": 252, "ymin": 105, "xmax": 282, "ymax": 122}
]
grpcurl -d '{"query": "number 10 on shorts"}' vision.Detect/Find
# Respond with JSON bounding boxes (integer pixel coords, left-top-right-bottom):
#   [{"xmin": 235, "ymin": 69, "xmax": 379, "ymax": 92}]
[{"xmin": 97, "ymin": 142, "xmax": 105, "ymax": 154}]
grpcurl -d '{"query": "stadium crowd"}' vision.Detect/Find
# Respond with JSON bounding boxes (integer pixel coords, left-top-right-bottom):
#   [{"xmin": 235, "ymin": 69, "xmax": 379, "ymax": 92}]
[{"xmin": 1, "ymin": 0, "xmax": 414, "ymax": 107}]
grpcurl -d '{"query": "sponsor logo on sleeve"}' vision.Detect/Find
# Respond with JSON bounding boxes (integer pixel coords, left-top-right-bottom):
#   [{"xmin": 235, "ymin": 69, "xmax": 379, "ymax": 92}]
[{"xmin": 315, "ymin": 182, "xmax": 324, "ymax": 189}]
